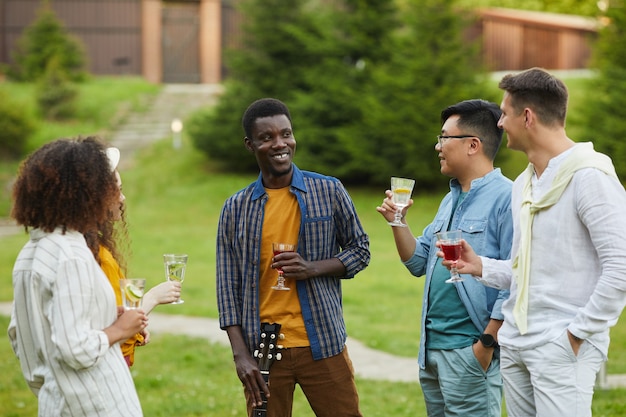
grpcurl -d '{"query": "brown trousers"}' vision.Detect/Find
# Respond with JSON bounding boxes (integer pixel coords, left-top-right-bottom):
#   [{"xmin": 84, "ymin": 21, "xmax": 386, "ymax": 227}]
[{"xmin": 246, "ymin": 346, "xmax": 362, "ymax": 417}]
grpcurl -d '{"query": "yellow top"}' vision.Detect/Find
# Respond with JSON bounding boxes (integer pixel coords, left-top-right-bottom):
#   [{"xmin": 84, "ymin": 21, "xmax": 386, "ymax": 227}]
[
  {"xmin": 259, "ymin": 187, "xmax": 309, "ymax": 347},
  {"xmin": 99, "ymin": 246, "xmax": 144, "ymax": 365}
]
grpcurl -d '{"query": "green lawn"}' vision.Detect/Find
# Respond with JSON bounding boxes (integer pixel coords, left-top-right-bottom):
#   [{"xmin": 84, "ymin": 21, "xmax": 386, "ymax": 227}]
[
  {"xmin": 2, "ymin": 136, "xmax": 626, "ymax": 416},
  {"xmin": 2, "ymin": 75, "xmax": 626, "ymax": 416}
]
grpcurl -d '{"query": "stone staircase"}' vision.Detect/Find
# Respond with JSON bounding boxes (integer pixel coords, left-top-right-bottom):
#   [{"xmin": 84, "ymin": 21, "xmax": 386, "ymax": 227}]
[
  {"xmin": 109, "ymin": 83, "xmax": 223, "ymax": 169},
  {"xmin": 0, "ymin": 83, "xmax": 224, "ymax": 236}
]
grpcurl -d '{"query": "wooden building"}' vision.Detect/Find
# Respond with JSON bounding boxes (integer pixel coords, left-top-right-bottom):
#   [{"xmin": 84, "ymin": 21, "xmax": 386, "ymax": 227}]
[
  {"xmin": 479, "ymin": 8, "xmax": 599, "ymax": 71},
  {"xmin": 0, "ymin": 0, "xmax": 238, "ymax": 83},
  {"xmin": 0, "ymin": 2, "xmax": 599, "ymax": 84}
]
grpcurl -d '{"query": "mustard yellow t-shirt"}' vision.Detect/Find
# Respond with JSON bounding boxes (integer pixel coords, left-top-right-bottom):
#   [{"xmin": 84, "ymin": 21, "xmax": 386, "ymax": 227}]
[
  {"xmin": 259, "ymin": 187, "xmax": 309, "ymax": 347},
  {"xmin": 99, "ymin": 246, "xmax": 144, "ymax": 366}
]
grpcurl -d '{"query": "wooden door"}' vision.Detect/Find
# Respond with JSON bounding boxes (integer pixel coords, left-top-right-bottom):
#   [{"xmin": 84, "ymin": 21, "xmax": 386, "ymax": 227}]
[{"xmin": 162, "ymin": 1, "xmax": 200, "ymax": 83}]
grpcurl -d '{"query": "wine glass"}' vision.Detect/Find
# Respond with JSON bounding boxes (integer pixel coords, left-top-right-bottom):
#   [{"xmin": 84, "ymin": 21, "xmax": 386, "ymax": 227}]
[
  {"xmin": 163, "ymin": 253, "xmax": 188, "ymax": 304},
  {"xmin": 388, "ymin": 177, "xmax": 416, "ymax": 227},
  {"xmin": 272, "ymin": 243, "xmax": 295, "ymax": 291},
  {"xmin": 436, "ymin": 230, "xmax": 463, "ymax": 283},
  {"xmin": 120, "ymin": 278, "xmax": 146, "ymax": 309}
]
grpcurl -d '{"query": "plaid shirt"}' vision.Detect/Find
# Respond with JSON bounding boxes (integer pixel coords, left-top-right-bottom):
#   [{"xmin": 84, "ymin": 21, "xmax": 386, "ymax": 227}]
[{"xmin": 216, "ymin": 165, "xmax": 370, "ymax": 360}]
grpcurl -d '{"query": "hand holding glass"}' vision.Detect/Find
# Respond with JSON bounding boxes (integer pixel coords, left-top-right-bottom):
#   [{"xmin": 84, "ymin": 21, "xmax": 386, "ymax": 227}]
[
  {"xmin": 272, "ymin": 243, "xmax": 295, "ymax": 291},
  {"xmin": 436, "ymin": 230, "xmax": 463, "ymax": 283},
  {"xmin": 163, "ymin": 254, "xmax": 188, "ymax": 304},
  {"xmin": 388, "ymin": 177, "xmax": 415, "ymax": 227},
  {"xmin": 120, "ymin": 278, "xmax": 146, "ymax": 309}
]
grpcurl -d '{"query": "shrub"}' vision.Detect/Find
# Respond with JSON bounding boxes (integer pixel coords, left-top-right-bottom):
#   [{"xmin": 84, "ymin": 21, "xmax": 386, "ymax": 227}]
[
  {"xmin": 0, "ymin": 91, "xmax": 36, "ymax": 159},
  {"xmin": 579, "ymin": 2, "xmax": 626, "ymax": 179},
  {"xmin": 188, "ymin": 0, "xmax": 327, "ymax": 173},
  {"xmin": 35, "ymin": 56, "xmax": 78, "ymax": 120},
  {"xmin": 188, "ymin": 0, "xmax": 495, "ymax": 189},
  {"xmin": 7, "ymin": 3, "xmax": 87, "ymax": 82}
]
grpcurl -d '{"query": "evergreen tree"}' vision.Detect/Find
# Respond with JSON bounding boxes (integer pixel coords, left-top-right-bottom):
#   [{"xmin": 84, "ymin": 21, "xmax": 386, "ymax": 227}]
[
  {"xmin": 7, "ymin": 2, "xmax": 87, "ymax": 82},
  {"xmin": 579, "ymin": 1, "xmax": 626, "ymax": 178},
  {"xmin": 188, "ymin": 0, "xmax": 334, "ymax": 172},
  {"xmin": 188, "ymin": 0, "xmax": 495, "ymax": 189},
  {"xmin": 0, "ymin": 91, "xmax": 36, "ymax": 159},
  {"xmin": 36, "ymin": 55, "xmax": 78, "ymax": 120},
  {"xmin": 290, "ymin": 0, "xmax": 398, "ymax": 184},
  {"xmin": 348, "ymin": 0, "xmax": 498, "ymax": 187}
]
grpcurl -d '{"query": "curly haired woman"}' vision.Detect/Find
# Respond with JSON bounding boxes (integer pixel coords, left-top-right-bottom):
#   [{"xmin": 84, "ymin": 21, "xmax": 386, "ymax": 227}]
[{"xmin": 8, "ymin": 137, "xmax": 147, "ymax": 417}]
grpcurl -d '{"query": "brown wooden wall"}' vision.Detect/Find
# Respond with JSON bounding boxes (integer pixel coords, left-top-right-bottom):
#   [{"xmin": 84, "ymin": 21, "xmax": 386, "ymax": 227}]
[
  {"xmin": 479, "ymin": 8, "xmax": 598, "ymax": 71},
  {"xmin": 0, "ymin": 0, "xmax": 228, "ymax": 82},
  {"xmin": 0, "ymin": 0, "xmax": 143, "ymax": 75},
  {"xmin": 220, "ymin": 0, "xmax": 243, "ymax": 79}
]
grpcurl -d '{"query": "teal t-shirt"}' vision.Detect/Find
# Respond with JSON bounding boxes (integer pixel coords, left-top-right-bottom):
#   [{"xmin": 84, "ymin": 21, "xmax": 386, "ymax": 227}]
[{"xmin": 425, "ymin": 191, "xmax": 479, "ymax": 350}]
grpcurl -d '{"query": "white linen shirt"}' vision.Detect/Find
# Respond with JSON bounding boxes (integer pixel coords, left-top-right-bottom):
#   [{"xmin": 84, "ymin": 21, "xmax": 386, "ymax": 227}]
[
  {"xmin": 8, "ymin": 228, "xmax": 143, "ymax": 416},
  {"xmin": 478, "ymin": 145, "xmax": 626, "ymax": 356}
]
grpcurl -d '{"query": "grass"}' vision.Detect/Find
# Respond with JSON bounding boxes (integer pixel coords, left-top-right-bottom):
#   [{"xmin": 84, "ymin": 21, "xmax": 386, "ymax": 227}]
[
  {"xmin": 0, "ymin": 314, "xmax": 429, "ymax": 417},
  {"xmin": 0, "ymin": 76, "xmax": 161, "ymax": 216},
  {"xmin": 2, "ymin": 75, "xmax": 626, "ymax": 416}
]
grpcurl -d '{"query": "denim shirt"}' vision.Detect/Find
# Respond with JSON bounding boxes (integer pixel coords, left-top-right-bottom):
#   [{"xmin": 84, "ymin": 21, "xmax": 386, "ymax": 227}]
[
  {"xmin": 216, "ymin": 164, "xmax": 370, "ymax": 360},
  {"xmin": 403, "ymin": 168, "xmax": 513, "ymax": 369}
]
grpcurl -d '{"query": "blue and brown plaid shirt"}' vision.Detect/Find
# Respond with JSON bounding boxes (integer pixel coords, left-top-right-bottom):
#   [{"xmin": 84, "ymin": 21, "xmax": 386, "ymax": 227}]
[{"xmin": 216, "ymin": 164, "xmax": 370, "ymax": 360}]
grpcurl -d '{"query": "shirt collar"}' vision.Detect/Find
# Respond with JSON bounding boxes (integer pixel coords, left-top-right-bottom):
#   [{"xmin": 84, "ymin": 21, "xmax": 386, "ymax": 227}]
[
  {"xmin": 250, "ymin": 164, "xmax": 307, "ymax": 200},
  {"xmin": 450, "ymin": 168, "xmax": 502, "ymax": 192}
]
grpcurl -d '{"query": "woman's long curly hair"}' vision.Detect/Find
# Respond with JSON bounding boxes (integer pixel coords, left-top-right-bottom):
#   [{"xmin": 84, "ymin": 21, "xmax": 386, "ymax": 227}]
[
  {"xmin": 11, "ymin": 137, "xmax": 122, "ymax": 263},
  {"xmin": 85, "ymin": 198, "xmax": 131, "ymax": 275}
]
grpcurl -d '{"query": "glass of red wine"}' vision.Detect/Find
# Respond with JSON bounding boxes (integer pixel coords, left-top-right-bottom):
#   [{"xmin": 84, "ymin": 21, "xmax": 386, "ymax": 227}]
[
  {"xmin": 436, "ymin": 230, "xmax": 463, "ymax": 283},
  {"xmin": 271, "ymin": 242, "xmax": 296, "ymax": 291}
]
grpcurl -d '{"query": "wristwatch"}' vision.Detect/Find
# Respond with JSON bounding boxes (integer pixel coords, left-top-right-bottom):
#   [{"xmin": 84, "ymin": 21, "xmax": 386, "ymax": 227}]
[{"xmin": 479, "ymin": 333, "xmax": 498, "ymax": 348}]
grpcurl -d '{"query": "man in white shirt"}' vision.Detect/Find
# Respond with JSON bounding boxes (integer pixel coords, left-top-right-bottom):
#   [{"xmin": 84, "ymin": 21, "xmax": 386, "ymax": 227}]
[{"xmin": 443, "ymin": 67, "xmax": 626, "ymax": 417}]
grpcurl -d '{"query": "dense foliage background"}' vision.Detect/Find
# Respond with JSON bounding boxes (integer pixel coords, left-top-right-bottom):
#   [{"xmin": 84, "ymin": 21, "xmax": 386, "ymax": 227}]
[
  {"xmin": 579, "ymin": 1, "xmax": 626, "ymax": 178},
  {"xmin": 187, "ymin": 0, "xmax": 497, "ymax": 189},
  {"xmin": 2, "ymin": 0, "xmax": 625, "ymax": 185}
]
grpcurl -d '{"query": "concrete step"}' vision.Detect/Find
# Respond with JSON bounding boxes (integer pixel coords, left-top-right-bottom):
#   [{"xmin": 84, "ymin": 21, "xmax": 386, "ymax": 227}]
[{"xmin": 107, "ymin": 83, "xmax": 223, "ymax": 169}]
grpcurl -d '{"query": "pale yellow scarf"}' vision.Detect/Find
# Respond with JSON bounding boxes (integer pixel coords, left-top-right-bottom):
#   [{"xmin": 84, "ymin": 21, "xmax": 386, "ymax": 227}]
[{"xmin": 512, "ymin": 142, "xmax": 618, "ymax": 334}]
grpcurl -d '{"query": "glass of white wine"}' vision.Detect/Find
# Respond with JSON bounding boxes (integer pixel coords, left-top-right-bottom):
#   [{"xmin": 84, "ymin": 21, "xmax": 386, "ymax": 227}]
[
  {"xmin": 163, "ymin": 253, "xmax": 188, "ymax": 304},
  {"xmin": 388, "ymin": 177, "xmax": 415, "ymax": 227},
  {"xmin": 120, "ymin": 278, "xmax": 146, "ymax": 309}
]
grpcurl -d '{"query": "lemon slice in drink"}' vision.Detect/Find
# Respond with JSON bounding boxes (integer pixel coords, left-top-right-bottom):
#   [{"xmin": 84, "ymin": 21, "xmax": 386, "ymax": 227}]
[{"xmin": 125, "ymin": 284, "xmax": 144, "ymax": 302}]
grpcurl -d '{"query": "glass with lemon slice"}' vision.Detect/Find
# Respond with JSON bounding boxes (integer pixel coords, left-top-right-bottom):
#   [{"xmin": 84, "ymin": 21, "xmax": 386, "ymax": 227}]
[
  {"xmin": 388, "ymin": 176, "xmax": 415, "ymax": 227},
  {"xmin": 120, "ymin": 278, "xmax": 146, "ymax": 309},
  {"xmin": 163, "ymin": 254, "xmax": 188, "ymax": 304}
]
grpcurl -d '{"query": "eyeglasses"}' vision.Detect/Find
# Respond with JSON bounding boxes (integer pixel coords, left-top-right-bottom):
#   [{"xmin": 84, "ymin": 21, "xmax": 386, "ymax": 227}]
[{"xmin": 436, "ymin": 135, "xmax": 482, "ymax": 147}]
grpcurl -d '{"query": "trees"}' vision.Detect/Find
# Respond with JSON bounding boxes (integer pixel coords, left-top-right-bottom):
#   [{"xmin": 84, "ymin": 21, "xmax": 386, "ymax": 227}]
[
  {"xmin": 188, "ymin": 0, "xmax": 497, "ymax": 188},
  {"xmin": 287, "ymin": 0, "xmax": 399, "ymax": 184},
  {"xmin": 7, "ymin": 3, "xmax": 87, "ymax": 83},
  {"xmin": 579, "ymin": 1, "xmax": 626, "ymax": 179},
  {"xmin": 350, "ymin": 0, "xmax": 498, "ymax": 187},
  {"xmin": 5, "ymin": 2, "xmax": 85, "ymax": 122},
  {"xmin": 0, "ymin": 91, "xmax": 35, "ymax": 159},
  {"xmin": 188, "ymin": 0, "xmax": 328, "ymax": 173}
]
